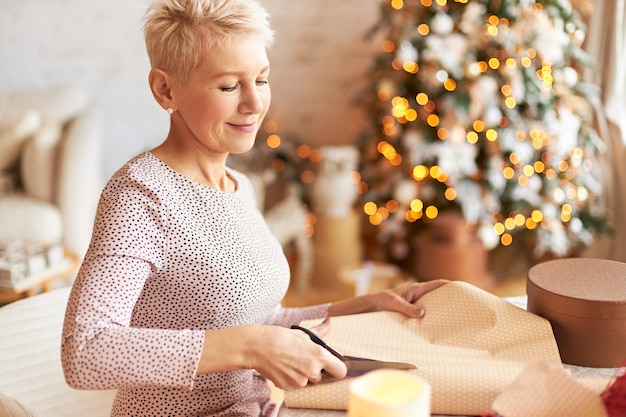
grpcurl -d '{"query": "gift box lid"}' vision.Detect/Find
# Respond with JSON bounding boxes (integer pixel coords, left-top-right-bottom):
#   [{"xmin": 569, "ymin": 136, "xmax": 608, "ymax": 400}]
[
  {"xmin": 527, "ymin": 258, "xmax": 626, "ymax": 367},
  {"xmin": 527, "ymin": 258, "xmax": 626, "ymax": 320}
]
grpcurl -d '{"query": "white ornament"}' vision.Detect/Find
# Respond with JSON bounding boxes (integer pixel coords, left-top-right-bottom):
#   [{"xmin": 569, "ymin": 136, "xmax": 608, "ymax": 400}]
[{"xmin": 310, "ymin": 146, "xmax": 359, "ymax": 218}]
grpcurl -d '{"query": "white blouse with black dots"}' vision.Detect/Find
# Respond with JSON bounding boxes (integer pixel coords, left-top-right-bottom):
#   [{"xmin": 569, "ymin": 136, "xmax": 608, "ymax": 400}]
[{"xmin": 62, "ymin": 152, "xmax": 329, "ymax": 417}]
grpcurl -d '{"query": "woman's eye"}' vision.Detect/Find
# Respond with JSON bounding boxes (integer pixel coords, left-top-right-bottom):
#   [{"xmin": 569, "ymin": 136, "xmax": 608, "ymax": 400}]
[
  {"xmin": 256, "ymin": 80, "xmax": 269, "ymax": 86},
  {"xmin": 220, "ymin": 85, "xmax": 237, "ymax": 92}
]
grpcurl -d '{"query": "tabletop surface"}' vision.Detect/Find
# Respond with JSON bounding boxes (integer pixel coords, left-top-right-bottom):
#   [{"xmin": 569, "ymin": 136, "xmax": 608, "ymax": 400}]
[{"xmin": 277, "ymin": 296, "xmax": 618, "ymax": 417}]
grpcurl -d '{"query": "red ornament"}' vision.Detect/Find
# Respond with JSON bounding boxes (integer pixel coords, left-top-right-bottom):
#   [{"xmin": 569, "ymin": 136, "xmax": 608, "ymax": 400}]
[{"xmin": 601, "ymin": 361, "xmax": 626, "ymax": 416}]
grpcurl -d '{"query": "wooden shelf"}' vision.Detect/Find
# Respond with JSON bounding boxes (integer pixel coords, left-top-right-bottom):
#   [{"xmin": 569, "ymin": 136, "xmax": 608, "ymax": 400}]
[{"xmin": 0, "ymin": 249, "xmax": 81, "ymax": 304}]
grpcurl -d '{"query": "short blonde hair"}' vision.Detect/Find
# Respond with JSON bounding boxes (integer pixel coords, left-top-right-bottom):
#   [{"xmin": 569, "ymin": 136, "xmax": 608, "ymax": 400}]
[{"xmin": 143, "ymin": 0, "xmax": 275, "ymax": 83}]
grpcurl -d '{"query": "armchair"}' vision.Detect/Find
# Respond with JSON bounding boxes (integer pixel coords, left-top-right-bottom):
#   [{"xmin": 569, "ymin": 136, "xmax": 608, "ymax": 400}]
[{"xmin": 0, "ymin": 86, "xmax": 103, "ymax": 258}]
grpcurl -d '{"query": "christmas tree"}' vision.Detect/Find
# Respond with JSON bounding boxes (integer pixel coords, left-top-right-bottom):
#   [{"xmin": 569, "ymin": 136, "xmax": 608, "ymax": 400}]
[{"xmin": 356, "ymin": 0, "xmax": 608, "ymax": 264}]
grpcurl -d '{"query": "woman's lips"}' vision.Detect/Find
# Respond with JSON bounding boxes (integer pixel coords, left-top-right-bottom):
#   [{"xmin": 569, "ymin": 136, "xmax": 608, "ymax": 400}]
[{"xmin": 228, "ymin": 122, "xmax": 257, "ymax": 132}]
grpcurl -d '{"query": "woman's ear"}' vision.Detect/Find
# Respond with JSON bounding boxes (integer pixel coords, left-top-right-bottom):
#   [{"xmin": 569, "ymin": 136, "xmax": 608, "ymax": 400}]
[{"xmin": 149, "ymin": 68, "xmax": 176, "ymax": 112}]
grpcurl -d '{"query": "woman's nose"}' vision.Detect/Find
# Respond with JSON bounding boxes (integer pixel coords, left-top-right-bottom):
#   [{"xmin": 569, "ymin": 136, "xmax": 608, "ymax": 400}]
[{"xmin": 240, "ymin": 87, "xmax": 266, "ymax": 114}]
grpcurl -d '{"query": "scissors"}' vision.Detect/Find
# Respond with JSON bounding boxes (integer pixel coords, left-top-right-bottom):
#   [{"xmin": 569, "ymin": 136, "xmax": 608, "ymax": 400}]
[{"xmin": 291, "ymin": 325, "xmax": 417, "ymax": 377}]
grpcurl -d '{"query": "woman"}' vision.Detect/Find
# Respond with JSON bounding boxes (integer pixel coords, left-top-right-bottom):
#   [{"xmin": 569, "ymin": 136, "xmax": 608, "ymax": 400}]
[{"xmin": 61, "ymin": 0, "xmax": 447, "ymax": 416}]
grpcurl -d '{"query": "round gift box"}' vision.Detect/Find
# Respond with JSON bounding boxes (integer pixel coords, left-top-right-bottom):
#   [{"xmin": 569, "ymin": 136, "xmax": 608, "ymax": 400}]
[{"xmin": 527, "ymin": 258, "xmax": 626, "ymax": 367}]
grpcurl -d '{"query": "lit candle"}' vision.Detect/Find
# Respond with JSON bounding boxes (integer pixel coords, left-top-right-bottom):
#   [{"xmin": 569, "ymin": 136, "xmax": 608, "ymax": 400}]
[{"xmin": 348, "ymin": 369, "xmax": 431, "ymax": 417}]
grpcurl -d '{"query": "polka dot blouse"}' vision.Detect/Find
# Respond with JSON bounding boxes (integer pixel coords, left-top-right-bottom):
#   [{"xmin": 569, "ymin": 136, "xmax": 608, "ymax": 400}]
[{"xmin": 61, "ymin": 152, "xmax": 329, "ymax": 417}]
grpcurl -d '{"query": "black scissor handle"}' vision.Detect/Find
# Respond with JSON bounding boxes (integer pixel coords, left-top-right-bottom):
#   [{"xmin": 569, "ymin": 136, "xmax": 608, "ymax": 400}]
[{"xmin": 290, "ymin": 325, "xmax": 346, "ymax": 361}]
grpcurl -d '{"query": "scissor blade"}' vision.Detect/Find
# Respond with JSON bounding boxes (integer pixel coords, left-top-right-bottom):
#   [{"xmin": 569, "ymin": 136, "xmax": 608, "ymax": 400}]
[{"xmin": 344, "ymin": 356, "xmax": 417, "ymax": 376}]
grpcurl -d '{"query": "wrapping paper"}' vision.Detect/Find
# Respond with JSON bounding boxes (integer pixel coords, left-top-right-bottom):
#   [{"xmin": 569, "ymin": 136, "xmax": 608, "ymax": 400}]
[
  {"xmin": 491, "ymin": 361, "xmax": 608, "ymax": 417},
  {"xmin": 284, "ymin": 281, "xmax": 564, "ymax": 415}
]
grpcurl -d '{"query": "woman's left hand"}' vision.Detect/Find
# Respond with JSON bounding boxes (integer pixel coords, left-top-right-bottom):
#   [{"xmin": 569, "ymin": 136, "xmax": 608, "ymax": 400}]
[{"xmin": 371, "ymin": 279, "xmax": 448, "ymax": 318}]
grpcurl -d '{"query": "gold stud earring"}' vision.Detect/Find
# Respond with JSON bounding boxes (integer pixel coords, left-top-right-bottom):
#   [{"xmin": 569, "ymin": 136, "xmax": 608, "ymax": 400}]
[{"xmin": 167, "ymin": 108, "xmax": 174, "ymax": 115}]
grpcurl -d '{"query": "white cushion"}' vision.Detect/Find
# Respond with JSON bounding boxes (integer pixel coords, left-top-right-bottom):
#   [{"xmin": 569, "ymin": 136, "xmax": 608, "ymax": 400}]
[
  {"xmin": 20, "ymin": 123, "xmax": 63, "ymax": 203},
  {"xmin": 0, "ymin": 111, "xmax": 42, "ymax": 171},
  {"xmin": 0, "ymin": 194, "xmax": 63, "ymax": 244},
  {"xmin": 0, "ymin": 287, "xmax": 116, "ymax": 417}
]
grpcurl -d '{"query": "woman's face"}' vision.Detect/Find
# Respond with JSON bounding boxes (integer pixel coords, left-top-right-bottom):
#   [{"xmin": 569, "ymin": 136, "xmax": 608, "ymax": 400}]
[{"xmin": 171, "ymin": 34, "xmax": 271, "ymax": 156}]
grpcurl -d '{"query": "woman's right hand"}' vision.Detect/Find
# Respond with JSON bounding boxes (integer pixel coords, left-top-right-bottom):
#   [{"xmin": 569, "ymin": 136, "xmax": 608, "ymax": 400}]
[
  {"xmin": 246, "ymin": 319, "xmax": 347, "ymax": 390},
  {"xmin": 198, "ymin": 319, "xmax": 347, "ymax": 391}
]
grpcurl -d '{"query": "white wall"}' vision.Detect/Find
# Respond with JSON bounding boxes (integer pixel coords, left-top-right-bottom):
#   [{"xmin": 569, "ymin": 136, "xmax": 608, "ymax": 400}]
[{"xmin": 0, "ymin": 0, "xmax": 380, "ymax": 179}]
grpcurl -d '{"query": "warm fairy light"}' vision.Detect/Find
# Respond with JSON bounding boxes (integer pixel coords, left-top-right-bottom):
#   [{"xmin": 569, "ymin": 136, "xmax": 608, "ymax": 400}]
[
  {"xmin": 266, "ymin": 134, "xmax": 281, "ymax": 148},
  {"xmin": 534, "ymin": 161, "xmax": 545, "ymax": 173},
  {"xmin": 379, "ymin": 141, "xmax": 398, "ymax": 160},
  {"xmin": 309, "ymin": 148, "xmax": 322, "ymax": 163},
  {"xmin": 521, "ymin": 56, "xmax": 532, "ymax": 67},
  {"xmin": 349, "ymin": 171, "xmax": 361, "ymax": 184},
  {"xmin": 523, "ymin": 165, "xmax": 534, "ymax": 176},
  {"xmin": 390, "ymin": 0, "xmax": 403, "ymax": 10},
  {"xmin": 403, "ymin": 61, "xmax": 419, "ymax": 73},
  {"xmin": 473, "ymin": 120, "xmax": 485, "ymax": 132},
  {"xmin": 509, "ymin": 153, "xmax": 520, "ymax": 164},
  {"xmin": 518, "ymin": 175, "xmax": 529, "ymax": 186},
  {"xmin": 424, "ymin": 100, "xmax": 436, "ymax": 112},
  {"xmin": 487, "ymin": 24, "xmax": 498, "ymax": 36},
  {"xmin": 417, "ymin": 24, "xmax": 430, "ymax": 36},
  {"xmin": 424, "ymin": 205, "xmax": 438, "ymax": 219},
  {"xmin": 386, "ymin": 200, "xmax": 399, "ymax": 212},
  {"xmin": 501, "ymin": 85, "xmax": 512, "ymax": 96},
  {"xmin": 382, "ymin": 40, "xmax": 395, "ymax": 53},
  {"xmin": 501, "ymin": 233, "xmax": 513, "ymax": 246},
  {"xmin": 416, "ymin": 93, "xmax": 429, "ymax": 105},
  {"xmin": 571, "ymin": 147, "xmax": 584, "ymax": 159},
  {"xmin": 263, "ymin": 119, "xmax": 278, "ymax": 133},
  {"xmin": 300, "ymin": 169, "xmax": 315, "ymax": 184},
  {"xmin": 488, "ymin": 58, "xmax": 500, "ymax": 69},
  {"xmin": 405, "ymin": 109, "xmax": 418, "ymax": 121},
  {"xmin": 443, "ymin": 78, "xmax": 457, "ymax": 91},
  {"xmin": 429, "ymin": 165, "xmax": 443, "ymax": 180},
  {"xmin": 505, "ymin": 97, "xmax": 516, "ymax": 108},
  {"xmin": 444, "ymin": 188, "xmax": 456, "ymax": 201},
  {"xmin": 503, "ymin": 166, "xmax": 515, "ymax": 179},
  {"xmin": 427, "ymin": 114, "xmax": 440, "ymax": 127},
  {"xmin": 505, "ymin": 58, "xmax": 517, "ymax": 69},
  {"xmin": 378, "ymin": 88, "xmax": 391, "ymax": 101},
  {"xmin": 504, "ymin": 217, "xmax": 516, "ymax": 230},
  {"xmin": 296, "ymin": 144, "xmax": 311, "ymax": 158},
  {"xmin": 494, "ymin": 222, "xmax": 505, "ymax": 235},
  {"xmin": 364, "ymin": 201, "xmax": 377, "ymax": 215},
  {"xmin": 515, "ymin": 130, "xmax": 526, "ymax": 141},
  {"xmin": 413, "ymin": 165, "xmax": 428, "ymax": 180},
  {"xmin": 487, "ymin": 15, "xmax": 499, "ymax": 25},
  {"xmin": 437, "ymin": 127, "xmax": 449, "ymax": 140},
  {"xmin": 467, "ymin": 131, "xmax": 479, "ymax": 144},
  {"xmin": 485, "ymin": 129, "xmax": 498, "ymax": 141},
  {"xmin": 370, "ymin": 212, "xmax": 383, "ymax": 225},
  {"xmin": 390, "ymin": 154, "xmax": 403, "ymax": 166},
  {"xmin": 271, "ymin": 158, "xmax": 285, "ymax": 172},
  {"xmin": 410, "ymin": 199, "xmax": 424, "ymax": 212},
  {"xmin": 514, "ymin": 213, "xmax": 525, "ymax": 227},
  {"xmin": 567, "ymin": 187, "xmax": 577, "ymax": 199},
  {"xmin": 382, "ymin": 116, "xmax": 395, "ymax": 128},
  {"xmin": 420, "ymin": 0, "xmax": 432, "ymax": 6},
  {"xmin": 435, "ymin": 0, "xmax": 447, "ymax": 6}
]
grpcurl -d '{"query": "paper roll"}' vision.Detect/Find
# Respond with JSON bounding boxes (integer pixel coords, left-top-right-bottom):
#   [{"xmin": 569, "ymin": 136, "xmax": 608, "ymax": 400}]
[{"xmin": 347, "ymin": 370, "xmax": 430, "ymax": 417}]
